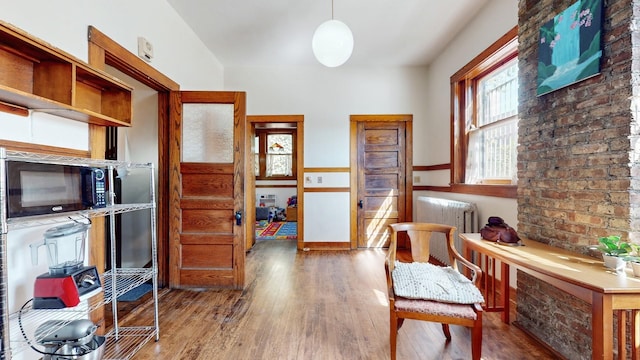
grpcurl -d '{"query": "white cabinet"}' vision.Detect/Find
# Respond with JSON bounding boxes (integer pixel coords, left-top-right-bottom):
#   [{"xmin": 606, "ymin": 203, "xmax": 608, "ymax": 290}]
[
  {"xmin": 0, "ymin": 148, "xmax": 159, "ymax": 360},
  {"xmin": 257, "ymin": 194, "xmax": 276, "ymax": 208}
]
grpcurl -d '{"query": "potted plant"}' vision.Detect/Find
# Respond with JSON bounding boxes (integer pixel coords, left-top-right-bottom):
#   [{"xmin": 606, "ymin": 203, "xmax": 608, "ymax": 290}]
[
  {"xmin": 625, "ymin": 244, "xmax": 640, "ymax": 277},
  {"xmin": 596, "ymin": 235, "xmax": 631, "ymax": 272}
]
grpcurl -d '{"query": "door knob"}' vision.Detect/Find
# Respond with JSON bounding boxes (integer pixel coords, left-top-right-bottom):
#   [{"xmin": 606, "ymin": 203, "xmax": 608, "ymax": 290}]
[
  {"xmin": 358, "ymin": 200, "xmax": 364, "ymax": 209},
  {"xmin": 235, "ymin": 211, "xmax": 242, "ymax": 225}
]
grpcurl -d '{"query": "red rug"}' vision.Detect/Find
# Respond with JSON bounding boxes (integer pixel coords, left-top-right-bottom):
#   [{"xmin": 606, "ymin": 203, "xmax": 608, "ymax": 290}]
[{"xmin": 258, "ymin": 222, "xmax": 282, "ymax": 237}]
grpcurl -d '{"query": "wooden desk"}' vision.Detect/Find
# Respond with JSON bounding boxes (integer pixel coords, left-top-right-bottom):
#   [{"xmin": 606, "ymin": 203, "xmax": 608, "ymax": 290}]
[{"xmin": 460, "ymin": 233, "xmax": 640, "ymax": 360}]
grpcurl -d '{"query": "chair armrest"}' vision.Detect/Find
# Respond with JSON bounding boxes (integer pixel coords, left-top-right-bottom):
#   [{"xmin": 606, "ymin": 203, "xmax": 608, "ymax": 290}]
[
  {"xmin": 385, "ymin": 230, "xmax": 398, "ymax": 301},
  {"xmin": 384, "ymin": 257, "xmax": 396, "ymax": 301},
  {"xmin": 450, "ymin": 249, "xmax": 483, "ymax": 288}
]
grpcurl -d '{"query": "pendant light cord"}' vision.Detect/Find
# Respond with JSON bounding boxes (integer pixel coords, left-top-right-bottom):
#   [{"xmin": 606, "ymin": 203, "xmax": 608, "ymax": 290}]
[{"xmin": 331, "ymin": 0, "xmax": 334, "ymax": 20}]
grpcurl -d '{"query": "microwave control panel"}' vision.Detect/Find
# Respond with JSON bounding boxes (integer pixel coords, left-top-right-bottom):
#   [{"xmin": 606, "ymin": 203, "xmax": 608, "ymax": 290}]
[{"xmin": 93, "ymin": 168, "xmax": 107, "ymax": 208}]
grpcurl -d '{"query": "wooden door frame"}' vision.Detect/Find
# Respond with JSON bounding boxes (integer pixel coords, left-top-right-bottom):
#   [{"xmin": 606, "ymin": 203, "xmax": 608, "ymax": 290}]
[
  {"xmin": 349, "ymin": 115, "xmax": 413, "ymax": 249},
  {"xmin": 87, "ymin": 26, "xmax": 180, "ymax": 287},
  {"xmin": 247, "ymin": 115, "xmax": 304, "ymax": 251}
]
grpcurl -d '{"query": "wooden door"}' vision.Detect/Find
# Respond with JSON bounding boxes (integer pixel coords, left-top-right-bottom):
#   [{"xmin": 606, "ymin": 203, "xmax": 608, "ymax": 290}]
[
  {"xmin": 169, "ymin": 91, "xmax": 246, "ymax": 289},
  {"xmin": 351, "ymin": 115, "xmax": 412, "ymax": 248}
]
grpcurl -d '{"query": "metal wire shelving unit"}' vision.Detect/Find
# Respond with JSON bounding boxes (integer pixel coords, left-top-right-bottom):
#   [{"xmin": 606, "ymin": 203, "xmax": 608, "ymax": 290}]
[{"xmin": 0, "ymin": 148, "xmax": 159, "ymax": 360}]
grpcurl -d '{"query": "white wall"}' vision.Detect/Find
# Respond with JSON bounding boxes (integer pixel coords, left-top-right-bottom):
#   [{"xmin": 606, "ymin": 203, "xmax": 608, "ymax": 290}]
[
  {"xmin": 226, "ymin": 66, "xmax": 429, "ymax": 167},
  {"xmin": 415, "ymin": 191, "xmax": 518, "ymax": 231},
  {"xmin": 0, "ymin": 0, "xmax": 223, "ymax": 89},
  {"xmin": 416, "ymin": 0, "xmax": 519, "ymax": 288},
  {"xmin": 419, "ymin": 0, "xmax": 519, "ymax": 228},
  {"xmin": 0, "ymin": 2, "xmax": 224, "ymax": 358},
  {"xmin": 225, "ymin": 66, "xmax": 429, "ymax": 241},
  {"xmin": 255, "ymin": 185, "xmax": 296, "ymax": 209},
  {"xmin": 226, "ymin": 0, "xmax": 519, "ymax": 242}
]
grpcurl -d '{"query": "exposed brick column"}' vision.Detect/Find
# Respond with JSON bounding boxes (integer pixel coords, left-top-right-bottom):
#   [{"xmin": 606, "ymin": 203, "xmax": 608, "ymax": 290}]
[
  {"xmin": 630, "ymin": 2, "xmax": 640, "ymax": 244},
  {"xmin": 517, "ymin": 0, "xmax": 633, "ymax": 357}
]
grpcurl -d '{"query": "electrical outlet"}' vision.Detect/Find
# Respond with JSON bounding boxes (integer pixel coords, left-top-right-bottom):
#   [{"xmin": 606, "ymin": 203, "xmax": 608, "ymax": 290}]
[
  {"xmin": 317, "ymin": 176, "xmax": 323, "ymax": 184},
  {"xmin": 414, "ymin": 176, "xmax": 421, "ymax": 183}
]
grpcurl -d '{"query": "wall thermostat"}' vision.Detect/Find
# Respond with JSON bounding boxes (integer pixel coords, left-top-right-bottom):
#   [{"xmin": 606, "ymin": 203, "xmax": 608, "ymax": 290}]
[{"xmin": 137, "ymin": 36, "xmax": 154, "ymax": 62}]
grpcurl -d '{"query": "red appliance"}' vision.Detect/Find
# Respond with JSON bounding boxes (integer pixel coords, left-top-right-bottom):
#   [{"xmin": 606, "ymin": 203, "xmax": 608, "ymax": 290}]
[
  {"xmin": 31, "ymin": 223, "xmax": 101, "ymax": 309},
  {"xmin": 33, "ymin": 267, "xmax": 100, "ymax": 309}
]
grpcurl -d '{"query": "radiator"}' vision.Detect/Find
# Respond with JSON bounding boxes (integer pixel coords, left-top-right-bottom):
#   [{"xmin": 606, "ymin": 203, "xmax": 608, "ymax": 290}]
[{"xmin": 416, "ymin": 196, "xmax": 479, "ymax": 265}]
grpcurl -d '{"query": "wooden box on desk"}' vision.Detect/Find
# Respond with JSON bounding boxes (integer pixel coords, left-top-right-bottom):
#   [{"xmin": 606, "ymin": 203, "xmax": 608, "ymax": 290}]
[{"xmin": 287, "ymin": 207, "xmax": 297, "ymax": 222}]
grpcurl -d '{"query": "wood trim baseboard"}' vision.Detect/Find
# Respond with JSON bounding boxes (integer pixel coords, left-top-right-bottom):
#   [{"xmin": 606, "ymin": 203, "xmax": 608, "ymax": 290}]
[
  {"xmin": 350, "ymin": 114, "xmax": 413, "ymax": 123},
  {"xmin": 304, "ymin": 167, "xmax": 350, "ymax": 172},
  {"xmin": 256, "ymin": 184, "xmax": 297, "ymax": 188},
  {"xmin": 413, "ymin": 163, "xmax": 450, "ymax": 171},
  {"xmin": 450, "ymin": 183, "xmax": 517, "ymax": 198},
  {"xmin": 249, "ymin": 115, "xmax": 304, "ymax": 123},
  {"xmin": 413, "ymin": 185, "xmax": 452, "ymax": 192},
  {"xmin": 302, "ymin": 242, "xmax": 351, "ymax": 250},
  {"xmin": 304, "ymin": 187, "xmax": 350, "ymax": 192}
]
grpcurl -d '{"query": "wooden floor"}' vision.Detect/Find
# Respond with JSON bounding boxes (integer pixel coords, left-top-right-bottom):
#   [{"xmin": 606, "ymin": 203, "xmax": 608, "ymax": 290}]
[{"xmin": 122, "ymin": 240, "xmax": 558, "ymax": 360}]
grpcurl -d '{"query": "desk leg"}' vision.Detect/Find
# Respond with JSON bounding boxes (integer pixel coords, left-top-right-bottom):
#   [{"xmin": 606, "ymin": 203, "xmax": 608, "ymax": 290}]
[
  {"xmin": 501, "ymin": 261, "xmax": 510, "ymax": 324},
  {"xmin": 592, "ymin": 292, "xmax": 613, "ymax": 360},
  {"xmin": 619, "ymin": 310, "xmax": 627, "ymax": 360},
  {"xmin": 633, "ymin": 310, "xmax": 640, "ymax": 360}
]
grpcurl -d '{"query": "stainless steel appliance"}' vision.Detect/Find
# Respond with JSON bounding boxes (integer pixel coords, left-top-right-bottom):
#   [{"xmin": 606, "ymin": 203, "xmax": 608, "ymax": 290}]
[
  {"xmin": 35, "ymin": 319, "xmax": 106, "ymax": 360},
  {"xmin": 5, "ymin": 160, "xmax": 106, "ymax": 218}
]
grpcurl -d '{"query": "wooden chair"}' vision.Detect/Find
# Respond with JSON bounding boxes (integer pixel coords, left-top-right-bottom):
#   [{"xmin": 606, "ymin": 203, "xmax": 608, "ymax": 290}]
[{"xmin": 385, "ymin": 222, "xmax": 484, "ymax": 360}]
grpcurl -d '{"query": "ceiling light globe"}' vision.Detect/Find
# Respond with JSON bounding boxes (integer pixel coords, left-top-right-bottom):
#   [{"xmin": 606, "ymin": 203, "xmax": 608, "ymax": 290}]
[{"xmin": 312, "ymin": 19, "xmax": 354, "ymax": 67}]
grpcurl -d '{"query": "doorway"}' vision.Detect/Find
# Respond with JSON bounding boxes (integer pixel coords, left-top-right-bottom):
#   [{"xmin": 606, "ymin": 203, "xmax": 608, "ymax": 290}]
[
  {"xmin": 87, "ymin": 26, "xmax": 180, "ymax": 287},
  {"xmin": 349, "ymin": 114, "xmax": 413, "ymax": 249},
  {"xmin": 104, "ymin": 68, "xmax": 158, "ymax": 271},
  {"xmin": 247, "ymin": 115, "xmax": 304, "ymax": 251}
]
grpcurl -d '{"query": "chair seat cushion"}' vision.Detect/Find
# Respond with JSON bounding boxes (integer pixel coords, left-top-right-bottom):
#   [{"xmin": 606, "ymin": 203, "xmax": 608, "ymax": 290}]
[
  {"xmin": 394, "ymin": 297, "xmax": 478, "ymax": 320},
  {"xmin": 392, "ymin": 261, "xmax": 485, "ymax": 304}
]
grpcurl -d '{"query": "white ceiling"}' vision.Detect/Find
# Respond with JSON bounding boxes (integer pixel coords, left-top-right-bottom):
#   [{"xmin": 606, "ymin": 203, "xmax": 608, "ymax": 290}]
[{"xmin": 166, "ymin": 0, "xmax": 490, "ymax": 67}]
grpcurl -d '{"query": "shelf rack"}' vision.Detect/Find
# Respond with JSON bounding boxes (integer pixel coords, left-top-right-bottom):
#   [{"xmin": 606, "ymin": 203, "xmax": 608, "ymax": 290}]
[
  {"xmin": 6, "ymin": 203, "xmax": 154, "ymax": 230},
  {"xmin": 0, "ymin": 20, "xmax": 133, "ymax": 127},
  {"xmin": 0, "ymin": 147, "xmax": 159, "ymax": 360}
]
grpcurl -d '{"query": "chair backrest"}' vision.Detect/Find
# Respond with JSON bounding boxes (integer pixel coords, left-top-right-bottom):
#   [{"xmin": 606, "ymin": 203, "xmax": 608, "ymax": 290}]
[{"xmin": 388, "ymin": 222, "xmax": 458, "ymax": 268}]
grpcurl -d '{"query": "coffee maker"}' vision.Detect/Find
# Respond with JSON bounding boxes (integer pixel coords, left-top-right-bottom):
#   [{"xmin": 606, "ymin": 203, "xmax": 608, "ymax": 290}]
[{"xmin": 30, "ymin": 222, "xmax": 101, "ymax": 309}]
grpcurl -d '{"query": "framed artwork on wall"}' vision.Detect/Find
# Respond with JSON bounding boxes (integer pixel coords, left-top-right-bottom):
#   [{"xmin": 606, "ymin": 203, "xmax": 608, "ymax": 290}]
[{"xmin": 537, "ymin": 0, "xmax": 603, "ymax": 96}]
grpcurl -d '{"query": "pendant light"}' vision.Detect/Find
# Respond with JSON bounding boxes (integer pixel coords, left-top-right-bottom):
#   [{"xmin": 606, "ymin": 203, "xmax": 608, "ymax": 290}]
[{"xmin": 312, "ymin": 0, "xmax": 354, "ymax": 67}]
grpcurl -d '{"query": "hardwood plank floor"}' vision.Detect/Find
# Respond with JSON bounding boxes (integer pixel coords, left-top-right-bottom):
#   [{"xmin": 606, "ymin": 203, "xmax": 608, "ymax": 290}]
[{"xmin": 123, "ymin": 240, "xmax": 558, "ymax": 359}]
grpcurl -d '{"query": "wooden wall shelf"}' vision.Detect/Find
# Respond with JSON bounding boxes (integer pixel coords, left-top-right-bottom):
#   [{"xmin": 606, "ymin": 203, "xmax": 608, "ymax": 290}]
[{"xmin": 0, "ymin": 20, "xmax": 132, "ymax": 126}]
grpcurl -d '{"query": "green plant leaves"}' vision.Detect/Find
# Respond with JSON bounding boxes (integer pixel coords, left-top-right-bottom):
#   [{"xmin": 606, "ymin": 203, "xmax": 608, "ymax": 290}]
[{"xmin": 597, "ymin": 235, "xmax": 631, "ymax": 256}]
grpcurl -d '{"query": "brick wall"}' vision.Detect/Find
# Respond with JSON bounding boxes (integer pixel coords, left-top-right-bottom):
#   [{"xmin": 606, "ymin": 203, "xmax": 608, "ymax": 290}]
[
  {"xmin": 517, "ymin": 0, "xmax": 636, "ymax": 358},
  {"xmin": 517, "ymin": 272, "xmax": 592, "ymax": 356}
]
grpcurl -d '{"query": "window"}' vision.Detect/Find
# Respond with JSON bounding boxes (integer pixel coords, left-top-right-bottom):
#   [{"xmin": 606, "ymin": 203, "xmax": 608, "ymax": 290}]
[
  {"xmin": 451, "ymin": 27, "xmax": 518, "ymax": 198},
  {"xmin": 255, "ymin": 129, "xmax": 296, "ymax": 179}
]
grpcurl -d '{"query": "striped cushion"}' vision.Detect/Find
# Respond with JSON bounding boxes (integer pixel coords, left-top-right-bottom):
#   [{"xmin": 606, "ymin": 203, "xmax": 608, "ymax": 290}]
[{"xmin": 392, "ymin": 261, "xmax": 484, "ymax": 304}]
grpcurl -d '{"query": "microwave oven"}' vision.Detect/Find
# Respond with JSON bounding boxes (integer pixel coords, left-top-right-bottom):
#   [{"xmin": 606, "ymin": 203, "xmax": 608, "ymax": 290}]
[{"xmin": 5, "ymin": 161, "xmax": 107, "ymax": 218}]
